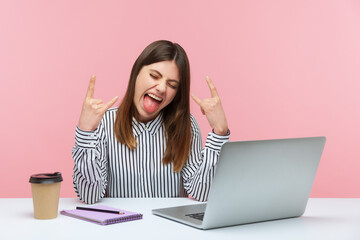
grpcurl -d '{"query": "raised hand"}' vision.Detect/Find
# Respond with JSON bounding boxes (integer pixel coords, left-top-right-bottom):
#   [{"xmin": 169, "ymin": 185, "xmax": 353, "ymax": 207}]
[
  {"xmin": 78, "ymin": 75, "xmax": 119, "ymax": 131},
  {"xmin": 191, "ymin": 76, "xmax": 228, "ymax": 136}
]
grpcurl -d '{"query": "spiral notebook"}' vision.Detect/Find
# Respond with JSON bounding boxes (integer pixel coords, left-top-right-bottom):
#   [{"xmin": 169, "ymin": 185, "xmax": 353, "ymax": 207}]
[{"xmin": 60, "ymin": 205, "xmax": 143, "ymax": 225}]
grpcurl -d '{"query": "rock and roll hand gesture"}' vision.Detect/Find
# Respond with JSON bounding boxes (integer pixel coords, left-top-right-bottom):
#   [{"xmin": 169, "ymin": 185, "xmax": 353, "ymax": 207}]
[
  {"xmin": 78, "ymin": 75, "xmax": 228, "ymax": 135},
  {"xmin": 191, "ymin": 76, "xmax": 229, "ymax": 136},
  {"xmin": 78, "ymin": 75, "xmax": 119, "ymax": 131}
]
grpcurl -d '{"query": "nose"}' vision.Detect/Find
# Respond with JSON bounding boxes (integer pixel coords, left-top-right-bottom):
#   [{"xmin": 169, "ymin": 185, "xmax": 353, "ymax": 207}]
[{"xmin": 156, "ymin": 78, "xmax": 167, "ymax": 93}]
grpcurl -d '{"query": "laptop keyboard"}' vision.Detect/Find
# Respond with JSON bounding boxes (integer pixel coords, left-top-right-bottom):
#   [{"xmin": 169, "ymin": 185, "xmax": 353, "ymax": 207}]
[{"xmin": 185, "ymin": 212, "xmax": 205, "ymax": 221}]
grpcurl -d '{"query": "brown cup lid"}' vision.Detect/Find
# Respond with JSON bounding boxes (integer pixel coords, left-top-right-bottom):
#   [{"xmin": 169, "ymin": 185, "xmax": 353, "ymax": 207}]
[{"xmin": 29, "ymin": 172, "xmax": 63, "ymax": 184}]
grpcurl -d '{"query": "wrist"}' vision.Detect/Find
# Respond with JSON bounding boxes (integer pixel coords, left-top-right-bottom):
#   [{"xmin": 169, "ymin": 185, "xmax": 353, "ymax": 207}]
[
  {"xmin": 78, "ymin": 122, "xmax": 97, "ymax": 132},
  {"xmin": 213, "ymin": 128, "xmax": 230, "ymax": 136}
]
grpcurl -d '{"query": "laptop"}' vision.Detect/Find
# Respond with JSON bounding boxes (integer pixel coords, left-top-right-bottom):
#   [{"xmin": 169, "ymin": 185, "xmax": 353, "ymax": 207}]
[{"xmin": 152, "ymin": 136, "xmax": 326, "ymax": 229}]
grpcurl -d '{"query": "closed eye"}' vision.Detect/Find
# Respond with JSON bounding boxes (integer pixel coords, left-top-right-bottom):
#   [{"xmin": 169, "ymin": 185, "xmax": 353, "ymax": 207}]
[
  {"xmin": 167, "ymin": 81, "xmax": 179, "ymax": 89},
  {"xmin": 150, "ymin": 73, "xmax": 159, "ymax": 79}
]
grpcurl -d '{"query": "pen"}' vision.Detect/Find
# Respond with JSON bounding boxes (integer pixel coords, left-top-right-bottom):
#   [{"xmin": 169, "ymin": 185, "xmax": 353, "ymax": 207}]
[{"xmin": 76, "ymin": 206, "xmax": 125, "ymax": 215}]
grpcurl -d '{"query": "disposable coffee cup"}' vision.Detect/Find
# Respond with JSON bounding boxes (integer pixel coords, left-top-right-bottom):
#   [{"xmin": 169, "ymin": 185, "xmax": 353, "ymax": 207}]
[{"xmin": 29, "ymin": 172, "xmax": 63, "ymax": 219}]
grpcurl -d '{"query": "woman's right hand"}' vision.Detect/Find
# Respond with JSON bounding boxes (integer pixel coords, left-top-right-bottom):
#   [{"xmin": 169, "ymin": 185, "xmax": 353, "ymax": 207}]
[{"xmin": 78, "ymin": 75, "xmax": 119, "ymax": 131}]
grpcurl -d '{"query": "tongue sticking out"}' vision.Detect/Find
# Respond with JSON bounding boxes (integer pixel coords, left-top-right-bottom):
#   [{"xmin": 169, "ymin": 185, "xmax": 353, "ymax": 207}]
[{"xmin": 143, "ymin": 94, "xmax": 161, "ymax": 113}]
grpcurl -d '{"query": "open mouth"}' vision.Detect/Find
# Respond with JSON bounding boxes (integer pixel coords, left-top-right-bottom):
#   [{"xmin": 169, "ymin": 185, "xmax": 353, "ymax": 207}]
[
  {"xmin": 147, "ymin": 93, "xmax": 163, "ymax": 102},
  {"xmin": 143, "ymin": 93, "xmax": 163, "ymax": 113}
]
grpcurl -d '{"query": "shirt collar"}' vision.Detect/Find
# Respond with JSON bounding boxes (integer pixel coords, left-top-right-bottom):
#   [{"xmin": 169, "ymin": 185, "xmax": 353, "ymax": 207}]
[{"xmin": 132, "ymin": 113, "xmax": 163, "ymax": 137}]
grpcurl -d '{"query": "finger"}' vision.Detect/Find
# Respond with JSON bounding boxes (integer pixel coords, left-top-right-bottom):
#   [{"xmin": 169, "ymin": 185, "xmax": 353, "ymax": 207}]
[
  {"xmin": 104, "ymin": 96, "xmax": 119, "ymax": 110},
  {"xmin": 89, "ymin": 99, "xmax": 103, "ymax": 105},
  {"xmin": 206, "ymin": 76, "xmax": 219, "ymax": 98},
  {"xmin": 86, "ymin": 75, "xmax": 96, "ymax": 99},
  {"xmin": 191, "ymin": 94, "xmax": 202, "ymax": 106}
]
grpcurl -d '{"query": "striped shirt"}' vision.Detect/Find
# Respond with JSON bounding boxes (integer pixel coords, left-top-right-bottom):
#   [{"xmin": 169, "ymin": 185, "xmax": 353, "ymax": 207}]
[{"xmin": 72, "ymin": 108, "xmax": 230, "ymax": 204}]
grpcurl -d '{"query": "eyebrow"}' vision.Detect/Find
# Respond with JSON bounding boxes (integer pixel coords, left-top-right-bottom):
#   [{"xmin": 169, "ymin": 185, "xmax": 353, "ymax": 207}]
[{"xmin": 150, "ymin": 69, "xmax": 180, "ymax": 83}]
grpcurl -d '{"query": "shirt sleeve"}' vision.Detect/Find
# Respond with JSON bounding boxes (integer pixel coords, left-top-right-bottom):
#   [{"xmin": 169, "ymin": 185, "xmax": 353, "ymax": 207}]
[
  {"xmin": 181, "ymin": 115, "xmax": 230, "ymax": 202},
  {"xmin": 72, "ymin": 120, "xmax": 108, "ymax": 204}
]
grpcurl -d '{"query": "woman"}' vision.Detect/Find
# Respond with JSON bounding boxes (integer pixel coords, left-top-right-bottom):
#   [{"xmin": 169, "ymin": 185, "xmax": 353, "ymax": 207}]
[{"xmin": 72, "ymin": 40, "xmax": 229, "ymax": 204}]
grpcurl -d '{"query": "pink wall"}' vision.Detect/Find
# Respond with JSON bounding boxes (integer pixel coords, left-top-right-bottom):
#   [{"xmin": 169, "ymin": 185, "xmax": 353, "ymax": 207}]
[{"xmin": 1, "ymin": 0, "xmax": 359, "ymax": 198}]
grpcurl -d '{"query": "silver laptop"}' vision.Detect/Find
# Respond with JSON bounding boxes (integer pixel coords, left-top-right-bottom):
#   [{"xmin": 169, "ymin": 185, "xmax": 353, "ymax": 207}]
[{"xmin": 152, "ymin": 136, "xmax": 326, "ymax": 229}]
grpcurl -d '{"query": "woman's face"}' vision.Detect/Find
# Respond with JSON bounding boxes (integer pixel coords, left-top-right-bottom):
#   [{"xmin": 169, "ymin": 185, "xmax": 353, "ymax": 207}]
[{"xmin": 133, "ymin": 60, "xmax": 180, "ymax": 123}]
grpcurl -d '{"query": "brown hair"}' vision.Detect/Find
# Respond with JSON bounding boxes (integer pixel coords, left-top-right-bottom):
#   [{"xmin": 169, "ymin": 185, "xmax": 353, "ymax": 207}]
[{"xmin": 114, "ymin": 40, "xmax": 191, "ymax": 172}]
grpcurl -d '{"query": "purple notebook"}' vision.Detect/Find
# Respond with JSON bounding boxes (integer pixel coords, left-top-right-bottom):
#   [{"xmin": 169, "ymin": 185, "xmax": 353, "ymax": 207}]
[{"xmin": 60, "ymin": 205, "xmax": 143, "ymax": 225}]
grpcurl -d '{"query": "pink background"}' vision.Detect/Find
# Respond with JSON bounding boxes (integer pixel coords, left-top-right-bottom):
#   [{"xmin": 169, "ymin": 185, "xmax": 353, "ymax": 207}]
[{"xmin": 1, "ymin": 0, "xmax": 359, "ymax": 198}]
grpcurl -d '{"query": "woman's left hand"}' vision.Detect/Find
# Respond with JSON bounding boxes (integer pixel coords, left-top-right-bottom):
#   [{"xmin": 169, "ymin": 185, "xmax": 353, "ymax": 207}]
[{"xmin": 191, "ymin": 76, "xmax": 229, "ymax": 135}]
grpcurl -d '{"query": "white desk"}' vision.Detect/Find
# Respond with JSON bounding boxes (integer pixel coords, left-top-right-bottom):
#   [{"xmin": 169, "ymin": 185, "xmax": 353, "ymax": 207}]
[{"xmin": 0, "ymin": 198, "xmax": 359, "ymax": 240}]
